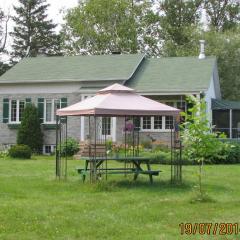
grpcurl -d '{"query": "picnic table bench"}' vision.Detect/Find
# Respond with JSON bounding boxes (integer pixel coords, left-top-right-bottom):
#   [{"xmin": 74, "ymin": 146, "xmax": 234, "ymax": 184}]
[{"xmin": 76, "ymin": 156, "xmax": 161, "ymax": 183}]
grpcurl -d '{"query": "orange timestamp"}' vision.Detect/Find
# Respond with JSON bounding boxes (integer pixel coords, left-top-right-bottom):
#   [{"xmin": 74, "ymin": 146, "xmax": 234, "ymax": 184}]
[{"xmin": 179, "ymin": 223, "xmax": 240, "ymax": 235}]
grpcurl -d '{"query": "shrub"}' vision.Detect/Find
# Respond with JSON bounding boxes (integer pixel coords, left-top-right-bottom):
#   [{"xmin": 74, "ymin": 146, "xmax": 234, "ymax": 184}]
[
  {"xmin": 106, "ymin": 140, "xmax": 113, "ymax": 151},
  {"xmin": 206, "ymin": 142, "xmax": 240, "ymax": 164},
  {"xmin": 17, "ymin": 104, "xmax": 43, "ymax": 153},
  {"xmin": 150, "ymin": 151, "xmax": 171, "ymax": 164},
  {"xmin": 9, "ymin": 145, "xmax": 31, "ymax": 159},
  {"xmin": 58, "ymin": 138, "xmax": 79, "ymax": 156},
  {"xmin": 0, "ymin": 145, "xmax": 8, "ymax": 160},
  {"xmin": 140, "ymin": 140, "xmax": 152, "ymax": 149},
  {"xmin": 152, "ymin": 144, "xmax": 170, "ymax": 153}
]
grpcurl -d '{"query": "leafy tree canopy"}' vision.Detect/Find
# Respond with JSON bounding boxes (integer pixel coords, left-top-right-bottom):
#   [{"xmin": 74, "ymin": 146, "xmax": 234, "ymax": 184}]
[{"xmin": 62, "ymin": 0, "xmax": 155, "ymax": 55}]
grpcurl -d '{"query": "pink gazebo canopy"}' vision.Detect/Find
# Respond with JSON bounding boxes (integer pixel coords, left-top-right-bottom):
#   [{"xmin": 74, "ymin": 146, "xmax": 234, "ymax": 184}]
[{"xmin": 57, "ymin": 84, "xmax": 180, "ymax": 116}]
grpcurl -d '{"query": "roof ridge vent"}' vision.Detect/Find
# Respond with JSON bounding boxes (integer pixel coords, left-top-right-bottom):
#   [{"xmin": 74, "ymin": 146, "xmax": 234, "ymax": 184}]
[{"xmin": 198, "ymin": 40, "xmax": 206, "ymax": 60}]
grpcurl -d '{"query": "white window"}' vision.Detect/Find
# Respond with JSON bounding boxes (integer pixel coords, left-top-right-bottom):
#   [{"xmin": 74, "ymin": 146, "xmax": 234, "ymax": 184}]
[
  {"xmin": 45, "ymin": 145, "xmax": 51, "ymax": 154},
  {"xmin": 102, "ymin": 117, "xmax": 111, "ymax": 136},
  {"xmin": 140, "ymin": 100, "xmax": 185, "ymax": 131},
  {"xmin": 154, "ymin": 116, "xmax": 163, "ymax": 129},
  {"xmin": 165, "ymin": 116, "xmax": 174, "ymax": 129},
  {"xmin": 9, "ymin": 100, "xmax": 25, "ymax": 123},
  {"xmin": 142, "ymin": 116, "xmax": 151, "ymax": 130},
  {"xmin": 44, "ymin": 99, "xmax": 61, "ymax": 123},
  {"xmin": 43, "ymin": 145, "xmax": 55, "ymax": 155},
  {"xmin": 141, "ymin": 116, "xmax": 174, "ymax": 131}
]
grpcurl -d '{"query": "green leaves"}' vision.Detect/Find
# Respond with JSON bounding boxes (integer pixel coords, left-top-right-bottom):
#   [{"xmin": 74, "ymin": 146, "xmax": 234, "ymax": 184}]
[
  {"xmin": 62, "ymin": 0, "xmax": 141, "ymax": 55},
  {"xmin": 181, "ymin": 95, "xmax": 228, "ymax": 199},
  {"xmin": 17, "ymin": 104, "xmax": 43, "ymax": 153}
]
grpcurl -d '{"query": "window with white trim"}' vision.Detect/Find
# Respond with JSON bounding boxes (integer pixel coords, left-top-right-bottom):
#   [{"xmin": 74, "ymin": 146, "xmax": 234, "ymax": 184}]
[
  {"xmin": 9, "ymin": 99, "xmax": 25, "ymax": 123},
  {"xmin": 141, "ymin": 116, "xmax": 174, "ymax": 131},
  {"xmin": 140, "ymin": 100, "xmax": 186, "ymax": 131},
  {"xmin": 165, "ymin": 116, "xmax": 174, "ymax": 129},
  {"xmin": 154, "ymin": 116, "xmax": 162, "ymax": 129},
  {"xmin": 142, "ymin": 116, "xmax": 151, "ymax": 130},
  {"xmin": 43, "ymin": 145, "xmax": 56, "ymax": 155},
  {"xmin": 102, "ymin": 117, "xmax": 111, "ymax": 135},
  {"xmin": 44, "ymin": 99, "xmax": 61, "ymax": 123}
]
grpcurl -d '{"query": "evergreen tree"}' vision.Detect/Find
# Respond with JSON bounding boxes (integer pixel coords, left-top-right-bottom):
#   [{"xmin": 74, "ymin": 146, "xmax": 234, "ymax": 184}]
[
  {"xmin": 17, "ymin": 104, "xmax": 43, "ymax": 153},
  {"xmin": 11, "ymin": 0, "xmax": 60, "ymax": 60},
  {"xmin": 0, "ymin": 8, "xmax": 5, "ymax": 53},
  {"xmin": 0, "ymin": 8, "xmax": 11, "ymax": 76}
]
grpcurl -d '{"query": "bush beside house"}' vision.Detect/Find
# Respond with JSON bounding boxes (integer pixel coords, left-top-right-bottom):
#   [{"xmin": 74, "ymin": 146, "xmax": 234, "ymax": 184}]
[
  {"xmin": 9, "ymin": 145, "xmax": 31, "ymax": 159},
  {"xmin": 17, "ymin": 104, "xmax": 43, "ymax": 153}
]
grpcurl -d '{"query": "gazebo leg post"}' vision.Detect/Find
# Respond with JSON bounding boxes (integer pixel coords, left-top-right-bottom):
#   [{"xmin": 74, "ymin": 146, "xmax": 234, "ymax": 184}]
[{"xmin": 56, "ymin": 115, "xmax": 60, "ymax": 178}]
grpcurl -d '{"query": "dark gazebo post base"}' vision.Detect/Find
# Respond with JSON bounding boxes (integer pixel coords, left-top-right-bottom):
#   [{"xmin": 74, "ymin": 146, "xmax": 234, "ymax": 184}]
[
  {"xmin": 171, "ymin": 116, "xmax": 182, "ymax": 184},
  {"xmin": 55, "ymin": 116, "xmax": 68, "ymax": 179}
]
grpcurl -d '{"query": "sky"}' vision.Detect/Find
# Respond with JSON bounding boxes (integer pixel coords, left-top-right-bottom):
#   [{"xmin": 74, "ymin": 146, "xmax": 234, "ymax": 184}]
[
  {"xmin": 0, "ymin": 0, "xmax": 79, "ymax": 58},
  {"xmin": 0, "ymin": 0, "xmax": 79, "ymax": 25}
]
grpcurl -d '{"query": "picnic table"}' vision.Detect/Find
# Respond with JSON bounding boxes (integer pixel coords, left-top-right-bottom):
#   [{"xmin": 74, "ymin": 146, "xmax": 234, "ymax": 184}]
[{"xmin": 76, "ymin": 156, "xmax": 161, "ymax": 183}]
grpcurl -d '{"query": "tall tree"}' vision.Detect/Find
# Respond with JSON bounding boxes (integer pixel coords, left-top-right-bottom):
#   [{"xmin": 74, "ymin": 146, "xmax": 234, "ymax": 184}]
[
  {"xmin": 0, "ymin": 9, "xmax": 9, "ymax": 53},
  {"xmin": 158, "ymin": 0, "xmax": 203, "ymax": 56},
  {"xmin": 0, "ymin": 8, "xmax": 11, "ymax": 76},
  {"xmin": 204, "ymin": 0, "xmax": 240, "ymax": 32},
  {"xmin": 204, "ymin": 29, "xmax": 240, "ymax": 100},
  {"xmin": 137, "ymin": 2, "xmax": 162, "ymax": 56},
  {"xmin": 62, "ymin": 0, "xmax": 154, "ymax": 55},
  {"xmin": 11, "ymin": 0, "xmax": 60, "ymax": 60}
]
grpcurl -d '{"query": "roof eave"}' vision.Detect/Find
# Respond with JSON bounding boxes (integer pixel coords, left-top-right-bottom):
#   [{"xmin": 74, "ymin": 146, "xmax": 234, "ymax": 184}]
[
  {"xmin": 137, "ymin": 89, "xmax": 208, "ymax": 96},
  {"xmin": 0, "ymin": 78, "xmax": 127, "ymax": 84}
]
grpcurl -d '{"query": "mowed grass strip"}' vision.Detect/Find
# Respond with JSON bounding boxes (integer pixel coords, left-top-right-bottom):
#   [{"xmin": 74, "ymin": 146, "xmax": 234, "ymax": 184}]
[{"xmin": 0, "ymin": 156, "xmax": 239, "ymax": 240}]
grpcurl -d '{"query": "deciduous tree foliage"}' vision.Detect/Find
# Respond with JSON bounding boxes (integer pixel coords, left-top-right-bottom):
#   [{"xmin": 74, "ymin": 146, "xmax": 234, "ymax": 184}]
[
  {"xmin": 62, "ymin": 0, "xmax": 155, "ymax": 55},
  {"xmin": 204, "ymin": 0, "xmax": 240, "ymax": 32},
  {"xmin": 181, "ymin": 96, "xmax": 226, "ymax": 200},
  {"xmin": 11, "ymin": 0, "xmax": 60, "ymax": 60},
  {"xmin": 204, "ymin": 29, "xmax": 240, "ymax": 100},
  {"xmin": 17, "ymin": 104, "xmax": 43, "ymax": 153},
  {"xmin": 159, "ymin": 0, "xmax": 202, "ymax": 47}
]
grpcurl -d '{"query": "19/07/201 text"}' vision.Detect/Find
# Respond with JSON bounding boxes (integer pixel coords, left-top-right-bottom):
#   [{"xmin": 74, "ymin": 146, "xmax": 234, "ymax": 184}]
[{"xmin": 179, "ymin": 223, "xmax": 239, "ymax": 235}]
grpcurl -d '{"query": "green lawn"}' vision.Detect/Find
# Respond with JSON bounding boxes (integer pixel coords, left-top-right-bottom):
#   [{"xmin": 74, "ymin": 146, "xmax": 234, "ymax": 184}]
[{"xmin": 0, "ymin": 156, "xmax": 239, "ymax": 240}]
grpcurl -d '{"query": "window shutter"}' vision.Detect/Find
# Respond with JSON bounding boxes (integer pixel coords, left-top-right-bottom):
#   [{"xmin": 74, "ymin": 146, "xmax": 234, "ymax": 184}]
[
  {"xmin": 3, "ymin": 98, "xmax": 9, "ymax": 123},
  {"xmin": 38, "ymin": 98, "xmax": 44, "ymax": 123},
  {"xmin": 61, "ymin": 98, "xmax": 67, "ymax": 108}
]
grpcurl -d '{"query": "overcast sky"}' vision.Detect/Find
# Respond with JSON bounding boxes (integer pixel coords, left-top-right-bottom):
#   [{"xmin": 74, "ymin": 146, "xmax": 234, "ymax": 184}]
[
  {"xmin": 0, "ymin": 0, "xmax": 79, "ymax": 57},
  {"xmin": 0, "ymin": 0, "xmax": 79, "ymax": 25}
]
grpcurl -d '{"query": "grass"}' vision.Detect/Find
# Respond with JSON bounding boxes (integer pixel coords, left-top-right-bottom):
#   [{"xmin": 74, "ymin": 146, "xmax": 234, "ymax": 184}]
[{"xmin": 0, "ymin": 156, "xmax": 240, "ymax": 240}]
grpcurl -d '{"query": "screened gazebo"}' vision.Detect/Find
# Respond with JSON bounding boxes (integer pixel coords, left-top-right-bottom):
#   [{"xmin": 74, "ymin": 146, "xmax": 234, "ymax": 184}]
[
  {"xmin": 56, "ymin": 84, "xmax": 182, "ymax": 183},
  {"xmin": 212, "ymin": 99, "xmax": 240, "ymax": 139}
]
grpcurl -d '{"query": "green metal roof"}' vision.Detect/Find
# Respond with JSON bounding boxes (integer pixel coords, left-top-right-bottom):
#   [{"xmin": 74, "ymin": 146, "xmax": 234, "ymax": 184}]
[
  {"xmin": 0, "ymin": 54, "xmax": 145, "ymax": 83},
  {"xmin": 212, "ymin": 99, "xmax": 240, "ymax": 110},
  {"xmin": 126, "ymin": 56, "xmax": 216, "ymax": 93}
]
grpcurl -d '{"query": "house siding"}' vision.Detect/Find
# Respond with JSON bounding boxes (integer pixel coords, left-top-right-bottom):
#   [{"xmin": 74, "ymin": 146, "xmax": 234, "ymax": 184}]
[{"xmin": 0, "ymin": 93, "xmax": 82, "ymax": 146}]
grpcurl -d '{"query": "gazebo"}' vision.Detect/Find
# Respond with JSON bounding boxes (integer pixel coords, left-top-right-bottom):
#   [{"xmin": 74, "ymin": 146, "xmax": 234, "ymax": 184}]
[
  {"xmin": 212, "ymin": 99, "xmax": 240, "ymax": 139},
  {"xmin": 56, "ymin": 84, "xmax": 182, "ymax": 183}
]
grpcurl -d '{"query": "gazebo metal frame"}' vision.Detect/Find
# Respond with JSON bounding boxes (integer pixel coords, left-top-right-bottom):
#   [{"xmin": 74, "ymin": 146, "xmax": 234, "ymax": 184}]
[
  {"xmin": 55, "ymin": 84, "xmax": 182, "ymax": 183},
  {"xmin": 56, "ymin": 115, "xmax": 182, "ymax": 183}
]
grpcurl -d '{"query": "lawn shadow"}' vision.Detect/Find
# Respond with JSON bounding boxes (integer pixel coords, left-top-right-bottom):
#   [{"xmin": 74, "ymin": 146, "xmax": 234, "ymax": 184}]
[{"xmin": 90, "ymin": 178, "xmax": 193, "ymax": 194}]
